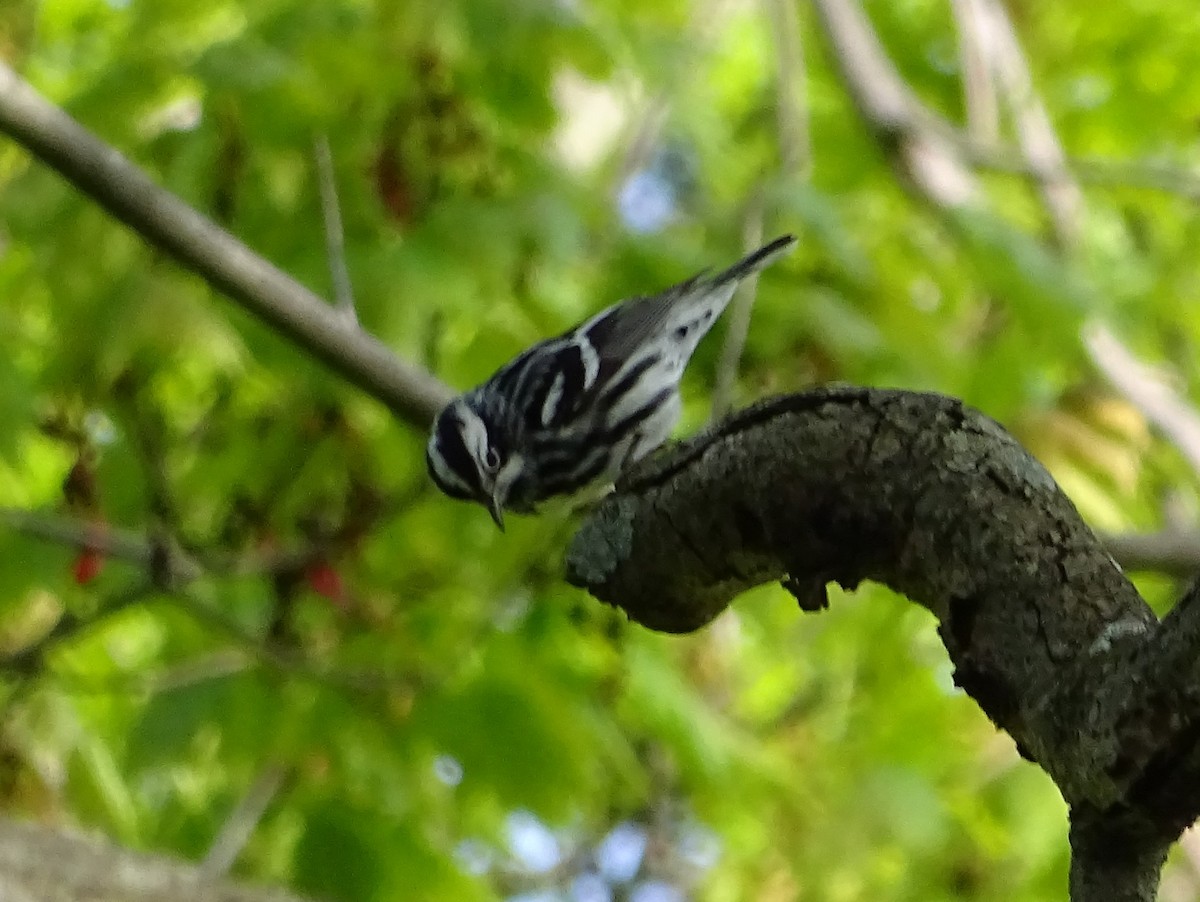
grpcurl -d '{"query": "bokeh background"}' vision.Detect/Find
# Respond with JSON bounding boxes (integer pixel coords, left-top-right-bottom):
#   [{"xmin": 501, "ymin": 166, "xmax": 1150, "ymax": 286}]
[{"xmin": 3, "ymin": 0, "xmax": 1200, "ymax": 899}]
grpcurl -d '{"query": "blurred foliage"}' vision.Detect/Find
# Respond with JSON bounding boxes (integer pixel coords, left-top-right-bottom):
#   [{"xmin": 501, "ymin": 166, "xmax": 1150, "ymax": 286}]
[{"xmin": 2, "ymin": 0, "xmax": 1200, "ymax": 899}]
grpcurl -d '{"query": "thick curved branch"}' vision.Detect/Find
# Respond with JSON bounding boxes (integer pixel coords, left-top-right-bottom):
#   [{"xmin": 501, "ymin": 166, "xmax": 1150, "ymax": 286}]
[
  {"xmin": 568, "ymin": 387, "xmax": 1200, "ymax": 900},
  {"xmin": 0, "ymin": 63, "xmax": 451, "ymax": 428}
]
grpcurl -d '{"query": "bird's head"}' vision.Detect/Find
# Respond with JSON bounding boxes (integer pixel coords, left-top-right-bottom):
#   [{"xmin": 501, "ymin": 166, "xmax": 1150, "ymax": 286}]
[{"xmin": 426, "ymin": 397, "xmax": 528, "ymax": 530}]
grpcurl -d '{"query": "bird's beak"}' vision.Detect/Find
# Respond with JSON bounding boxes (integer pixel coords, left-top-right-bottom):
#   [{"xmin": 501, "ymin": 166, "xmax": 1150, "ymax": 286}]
[{"xmin": 488, "ymin": 492, "xmax": 506, "ymax": 531}]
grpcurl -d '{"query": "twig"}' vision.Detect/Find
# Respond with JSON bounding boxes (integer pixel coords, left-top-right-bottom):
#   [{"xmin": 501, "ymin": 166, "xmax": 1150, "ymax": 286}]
[
  {"xmin": 711, "ymin": 194, "xmax": 767, "ymax": 420},
  {"xmin": 766, "ymin": 0, "xmax": 810, "ymax": 175},
  {"xmin": 808, "ymin": 8, "xmax": 1200, "ymax": 207},
  {"xmin": 312, "ymin": 134, "xmax": 357, "ymax": 325},
  {"xmin": 201, "ymin": 762, "xmax": 290, "ymax": 877},
  {"xmin": 808, "ymin": 0, "xmax": 978, "ymax": 208},
  {"xmin": 972, "ymin": 0, "xmax": 1084, "ymax": 246},
  {"xmin": 113, "ymin": 385, "xmax": 186, "ymax": 547},
  {"xmin": 0, "ymin": 62, "xmax": 451, "ymax": 428},
  {"xmin": 0, "ymin": 507, "xmax": 323, "ymax": 584},
  {"xmin": 145, "ymin": 650, "xmax": 254, "ymax": 694},
  {"xmin": 1103, "ymin": 530, "xmax": 1200, "ymax": 578},
  {"xmin": 0, "ymin": 507, "xmax": 159, "ymax": 566},
  {"xmin": 954, "ymin": 137, "xmax": 1200, "ymax": 200},
  {"xmin": 1084, "ymin": 323, "xmax": 1200, "ymax": 480},
  {"xmin": 611, "ymin": 0, "xmax": 734, "ymax": 194},
  {"xmin": 949, "ymin": 0, "xmax": 1000, "ymax": 144},
  {"xmin": 162, "ymin": 588, "xmax": 415, "ymax": 694}
]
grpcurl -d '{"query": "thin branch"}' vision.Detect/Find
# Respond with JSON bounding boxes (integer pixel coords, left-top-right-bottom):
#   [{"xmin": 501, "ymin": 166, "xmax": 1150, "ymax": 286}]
[
  {"xmin": 611, "ymin": 0, "xmax": 734, "ymax": 194},
  {"xmin": 973, "ymin": 0, "xmax": 1085, "ymax": 246},
  {"xmin": 955, "ymin": 137, "xmax": 1200, "ymax": 200},
  {"xmin": 162, "ymin": 588, "xmax": 417, "ymax": 695},
  {"xmin": 1084, "ymin": 323, "xmax": 1200, "ymax": 479},
  {"xmin": 312, "ymin": 134, "xmax": 357, "ymax": 325},
  {"xmin": 949, "ymin": 0, "xmax": 1000, "ymax": 144},
  {"xmin": 0, "ymin": 506, "xmax": 313, "ymax": 583},
  {"xmin": 201, "ymin": 762, "xmax": 290, "ymax": 877},
  {"xmin": 766, "ymin": 0, "xmax": 810, "ymax": 175},
  {"xmin": 711, "ymin": 194, "xmax": 767, "ymax": 420},
  {"xmin": 808, "ymin": 0, "xmax": 978, "ymax": 208},
  {"xmin": 0, "ymin": 62, "xmax": 451, "ymax": 428},
  {"xmin": 146, "ymin": 650, "xmax": 255, "ymax": 694},
  {"xmin": 0, "ymin": 507, "xmax": 162, "ymax": 567},
  {"xmin": 0, "ymin": 478, "xmax": 422, "ymax": 583},
  {"xmin": 1102, "ymin": 530, "xmax": 1200, "ymax": 578},
  {"xmin": 814, "ymin": 0, "xmax": 1200, "ymax": 211},
  {"xmin": 1, "ymin": 498, "xmax": 441, "ymax": 697}
]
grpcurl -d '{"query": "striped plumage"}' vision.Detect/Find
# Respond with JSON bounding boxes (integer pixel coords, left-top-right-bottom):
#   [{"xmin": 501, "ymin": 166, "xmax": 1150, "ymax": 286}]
[{"xmin": 426, "ymin": 235, "xmax": 797, "ymax": 528}]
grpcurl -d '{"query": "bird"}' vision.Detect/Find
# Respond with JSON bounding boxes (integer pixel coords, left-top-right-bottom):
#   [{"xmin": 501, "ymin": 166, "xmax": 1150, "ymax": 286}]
[{"xmin": 426, "ymin": 234, "xmax": 797, "ymax": 529}]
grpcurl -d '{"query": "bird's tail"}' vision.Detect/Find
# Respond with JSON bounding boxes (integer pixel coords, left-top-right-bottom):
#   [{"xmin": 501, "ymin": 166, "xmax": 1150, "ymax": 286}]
[{"xmin": 710, "ymin": 234, "xmax": 798, "ymax": 287}]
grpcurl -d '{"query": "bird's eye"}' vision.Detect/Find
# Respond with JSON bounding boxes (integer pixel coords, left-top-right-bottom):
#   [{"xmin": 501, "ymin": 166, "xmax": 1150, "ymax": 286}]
[{"xmin": 483, "ymin": 447, "xmax": 501, "ymax": 472}]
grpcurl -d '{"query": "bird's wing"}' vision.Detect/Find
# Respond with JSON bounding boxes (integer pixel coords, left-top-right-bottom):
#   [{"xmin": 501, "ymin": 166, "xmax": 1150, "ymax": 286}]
[{"xmin": 578, "ymin": 234, "xmax": 797, "ymax": 370}]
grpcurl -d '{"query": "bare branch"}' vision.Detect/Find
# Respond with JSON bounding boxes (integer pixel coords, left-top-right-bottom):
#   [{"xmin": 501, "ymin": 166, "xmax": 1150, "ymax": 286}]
[
  {"xmin": 972, "ymin": 0, "xmax": 1085, "ymax": 246},
  {"xmin": 202, "ymin": 763, "xmax": 290, "ymax": 877},
  {"xmin": 163, "ymin": 588, "xmax": 418, "ymax": 695},
  {"xmin": 766, "ymin": 0, "xmax": 810, "ymax": 175},
  {"xmin": 955, "ymin": 137, "xmax": 1200, "ymax": 200},
  {"xmin": 0, "ymin": 62, "xmax": 451, "ymax": 428},
  {"xmin": 0, "ymin": 815, "xmax": 314, "ymax": 902},
  {"xmin": 0, "ymin": 507, "xmax": 163, "ymax": 568},
  {"xmin": 711, "ymin": 194, "xmax": 766, "ymax": 419},
  {"xmin": 950, "ymin": 0, "xmax": 1000, "ymax": 144},
  {"xmin": 313, "ymin": 133, "xmax": 357, "ymax": 325},
  {"xmin": 1084, "ymin": 323, "xmax": 1200, "ymax": 479},
  {"xmin": 808, "ymin": 0, "xmax": 978, "ymax": 208},
  {"xmin": 1103, "ymin": 529, "xmax": 1200, "ymax": 577}
]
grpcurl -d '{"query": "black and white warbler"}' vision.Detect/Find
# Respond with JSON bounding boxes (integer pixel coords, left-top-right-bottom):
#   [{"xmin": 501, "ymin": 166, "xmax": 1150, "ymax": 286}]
[{"xmin": 426, "ymin": 235, "xmax": 797, "ymax": 529}]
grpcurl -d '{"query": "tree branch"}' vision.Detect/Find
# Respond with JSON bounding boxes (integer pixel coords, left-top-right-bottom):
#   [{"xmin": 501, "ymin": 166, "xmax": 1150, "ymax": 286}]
[
  {"xmin": 711, "ymin": 193, "xmax": 766, "ymax": 420},
  {"xmin": 313, "ymin": 133, "xmax": 357, "ymax": 325},
  {"xmin": 0, "ymin": 62, "xmax": 451, "ymax": 428},
  {"xmin": 0, "ymin": 815, "xmax": 314, "ymax": 902},
  {"xmin": 808, "ymin": 0, "xmax": 978, "ymax": 208},
  {"xmin": 950, "ymin": 0, "xmax": 1000, "ymax": 144},
  {"xmin": 971, "ymin": 0, "xmax": 1085, "ymax": 247},
  {"xmin": 766, "ymin": 0, "xmax": 810, "ymax": 175},
  {"xmin": 1069, "ymin": 815, "xmax": 1169, "ymax": 902},
  {"xmin": 567, "ymin": 386, "xmax": 1200, "ymax": 900},
  {"xmin": 1102, "ymin": 529, "xmax": 1200, "ymax": 577},
  {"xmin": 1084, "ymin": 323, "xmax": 1200, "ymax": 480},
  {"xmin": 0, "ymin": 507, "xmax": 166, "ymax": 568},
  {"xmin": 201, "ymin": 763, "xmax": 290, "ymax": 878}
]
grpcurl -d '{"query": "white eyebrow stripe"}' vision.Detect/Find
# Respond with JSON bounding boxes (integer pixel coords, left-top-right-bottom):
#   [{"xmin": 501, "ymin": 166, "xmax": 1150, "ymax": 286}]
[{"xmin": 460, "ymin": 406, "xmax": 492, "ymax": 466}]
